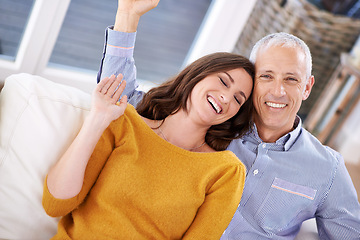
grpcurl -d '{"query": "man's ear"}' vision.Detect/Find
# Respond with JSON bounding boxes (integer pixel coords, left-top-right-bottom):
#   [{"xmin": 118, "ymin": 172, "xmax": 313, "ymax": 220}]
[{"xmin": 303, "ymin": 75, "xmax": 315, "ymax": 100}]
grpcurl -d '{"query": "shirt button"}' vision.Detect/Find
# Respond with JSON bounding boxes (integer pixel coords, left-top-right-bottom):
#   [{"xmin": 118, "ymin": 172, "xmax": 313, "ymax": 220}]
[
  {"xmin": 253, "ymin": 169, "xmax": 259, "ymax": 175},
  {"xmin": 262, "ymin": 143, "xmax": 266, "ymax": 148}
]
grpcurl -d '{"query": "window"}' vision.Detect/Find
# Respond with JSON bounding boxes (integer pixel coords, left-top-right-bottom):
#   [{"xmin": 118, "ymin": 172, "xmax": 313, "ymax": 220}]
[
  {"xmin": 0, "ymin": 0, "xmax": 253, "ymax": 92},
  {"xmin": 49, "ymin": 0, "xmax": 212, "ymax": 84},
  {"xmin": 0, "ymin": 0, "xmax": 35, "ymax": 61},
  {"xmin": 48, "ymin": 0, "xmax": 117, "ymax": 73}
]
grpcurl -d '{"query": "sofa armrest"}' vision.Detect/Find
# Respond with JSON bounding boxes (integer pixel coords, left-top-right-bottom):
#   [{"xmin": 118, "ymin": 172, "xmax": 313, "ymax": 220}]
[{"xmin": 0, "ymin": 73, "xmax": 91, "ymax": 239}]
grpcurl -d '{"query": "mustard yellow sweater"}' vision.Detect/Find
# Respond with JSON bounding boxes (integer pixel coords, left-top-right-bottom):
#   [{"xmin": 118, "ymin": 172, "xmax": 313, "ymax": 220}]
[{"xmin": 43, "ymin": 104, "xmax": 246, "ymax": 240}]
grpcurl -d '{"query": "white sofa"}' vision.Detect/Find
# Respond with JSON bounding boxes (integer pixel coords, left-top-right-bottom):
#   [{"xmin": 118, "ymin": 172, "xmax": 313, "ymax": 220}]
[{"xmin": 0, "ymin": 73, "xmax": 319, "ymax": 239}]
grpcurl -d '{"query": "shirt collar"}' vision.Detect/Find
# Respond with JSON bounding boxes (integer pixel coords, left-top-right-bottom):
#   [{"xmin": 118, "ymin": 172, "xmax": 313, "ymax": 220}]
[
  {"xmin": 284, "ymin": 116, "xmax": 301, "ymax": 151},
  {"xmin": 246, "ymin": 116, "xmax": 302, "ymax": 151}
]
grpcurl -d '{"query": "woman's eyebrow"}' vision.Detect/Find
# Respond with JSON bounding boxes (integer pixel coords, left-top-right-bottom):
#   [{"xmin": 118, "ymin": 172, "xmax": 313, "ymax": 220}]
[
  {"xmin": 238, "ymin": 91, "xmax": 247, "ymax": 101},
  {"xmin": 224, "ymin": 72, "xmax": 234, "ymax": 83}
]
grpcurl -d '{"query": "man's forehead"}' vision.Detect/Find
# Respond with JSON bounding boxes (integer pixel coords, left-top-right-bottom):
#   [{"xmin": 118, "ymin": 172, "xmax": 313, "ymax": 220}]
[
  {"xmin": 255, "ymin": 48, "xmax": 307, "ymax": 77},
  {"xmin": 258, "ymin": 44, "xmax": 304, "ymax": 56},
  {"xmin": 256, "ymin": 46, "xmax": 306, "ymax": 65}
]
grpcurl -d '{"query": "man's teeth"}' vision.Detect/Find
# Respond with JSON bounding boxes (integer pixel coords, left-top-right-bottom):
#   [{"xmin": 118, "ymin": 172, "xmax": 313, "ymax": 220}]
[
  {"xmin": 266, "ymin": 102, "xmax": 286, "ymax": 108},
  {"xmin": 208, "ymin": 97, "xmax": 221, "ymax": 113}
]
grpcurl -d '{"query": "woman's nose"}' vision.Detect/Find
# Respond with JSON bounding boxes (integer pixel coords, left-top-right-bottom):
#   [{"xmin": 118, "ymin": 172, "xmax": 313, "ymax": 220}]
[{"xmin": 220, "ymin": 92, "xmax": 230, "ymax": 104}]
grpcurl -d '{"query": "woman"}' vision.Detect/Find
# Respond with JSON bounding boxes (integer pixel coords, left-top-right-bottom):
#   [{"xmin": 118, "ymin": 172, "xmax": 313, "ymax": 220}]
[
  {"xmin": 42, "ymin": 1, "xmax": 255, "ymax": 239},
  {"xmin": 42, "ymin": 52, "xmax": 254, "ymax": 239}
]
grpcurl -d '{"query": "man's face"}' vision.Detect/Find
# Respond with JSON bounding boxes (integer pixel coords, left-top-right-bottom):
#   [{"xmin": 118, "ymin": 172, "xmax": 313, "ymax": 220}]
[{"xmin": 252, "ymin": 45, "xmax": 314, "ymax": 142}]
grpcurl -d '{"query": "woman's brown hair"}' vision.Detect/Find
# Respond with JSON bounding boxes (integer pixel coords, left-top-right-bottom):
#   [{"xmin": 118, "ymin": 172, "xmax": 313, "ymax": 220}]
[{"xmin": 136, "ymin": 52, "xmax": 255, "ymax": 151}]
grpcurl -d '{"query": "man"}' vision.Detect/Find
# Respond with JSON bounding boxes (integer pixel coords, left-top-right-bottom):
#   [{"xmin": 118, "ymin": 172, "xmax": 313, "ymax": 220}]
[{"xmin": 97, "ymin": 0, "xmax": 360, "ymax": 238}]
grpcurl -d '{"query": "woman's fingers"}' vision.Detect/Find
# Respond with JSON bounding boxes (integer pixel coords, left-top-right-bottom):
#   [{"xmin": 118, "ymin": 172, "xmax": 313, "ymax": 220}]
[
  {"xmin": 116, "ymin": 95, "xmax": 128, "ymax": 111},
  {"xmin": 97, "ymin": 74, "xmax": 126, "ymax": 102},
  {"xmin": 96, "ymin": 76, "xmax": 109, "ymax": 93},
  {"xmin": 98, "ymin": 75, "xmax": 116, "ymax": 94},
  {"xmin": 108, "ymin": 75, "xmax": 125, "ymax": 103},
  {"xmin": 112, "ymin": 79, "xmax": 126, "ymax": 104}
]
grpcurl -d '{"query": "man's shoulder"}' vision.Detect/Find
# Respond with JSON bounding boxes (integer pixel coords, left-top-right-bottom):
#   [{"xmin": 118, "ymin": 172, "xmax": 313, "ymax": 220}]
[{"xmin": 298, "ymin": 127, "xmax": 342, "ymax": 162}]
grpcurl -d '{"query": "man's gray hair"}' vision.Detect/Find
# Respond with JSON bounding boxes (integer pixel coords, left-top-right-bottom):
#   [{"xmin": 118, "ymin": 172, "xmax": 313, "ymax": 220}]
[{"xmin": 249, "ymin": 32, "xmax": 312, "ymax": 79}]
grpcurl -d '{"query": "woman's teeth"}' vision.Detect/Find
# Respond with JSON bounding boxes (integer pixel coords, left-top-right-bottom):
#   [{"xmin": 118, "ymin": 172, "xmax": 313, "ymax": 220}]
[{"xmin": 208, "ymin": 97, "xmax": 221, "ymax": 113}]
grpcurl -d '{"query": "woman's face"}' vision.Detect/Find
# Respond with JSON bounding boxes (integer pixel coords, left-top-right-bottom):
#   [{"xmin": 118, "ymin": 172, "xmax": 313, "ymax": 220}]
[{"xmin": 188, "ymin": 68, "xmax": 253, "ymax": 126}]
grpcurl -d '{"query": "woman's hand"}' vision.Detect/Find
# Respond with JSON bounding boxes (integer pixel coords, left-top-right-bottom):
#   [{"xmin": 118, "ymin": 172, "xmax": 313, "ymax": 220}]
[{"xmin": 91, "ymin": 74, "xmax": 128, "ymax": 128}]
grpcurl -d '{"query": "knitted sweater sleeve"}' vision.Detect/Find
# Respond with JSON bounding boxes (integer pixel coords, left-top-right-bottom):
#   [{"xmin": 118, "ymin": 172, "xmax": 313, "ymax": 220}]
[
  {"xmin": 42, "ymin": 117, "xmax": 126, "ymax": 217},
  {"xmin": 183, "ymin": 159, "xmax": 246, "ymax": 239}
]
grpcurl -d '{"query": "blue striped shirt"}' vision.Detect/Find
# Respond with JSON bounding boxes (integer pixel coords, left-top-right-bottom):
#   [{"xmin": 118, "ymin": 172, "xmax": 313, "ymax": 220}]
[{"xmin": 97, "ymin": 27, "xmax": 360, "ymax": 239}]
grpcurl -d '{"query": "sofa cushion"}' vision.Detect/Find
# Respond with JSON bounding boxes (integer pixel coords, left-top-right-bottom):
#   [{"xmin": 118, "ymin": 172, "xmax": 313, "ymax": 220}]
[{"xmin": 0, "ymin": 73, "xmax": 91, "ymax": 239}]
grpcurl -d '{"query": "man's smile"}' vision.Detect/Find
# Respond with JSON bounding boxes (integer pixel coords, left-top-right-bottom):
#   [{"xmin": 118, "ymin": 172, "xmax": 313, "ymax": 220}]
[{"xmin": 265, "ymin": 101, "xmax": 287, "ymax": 109}]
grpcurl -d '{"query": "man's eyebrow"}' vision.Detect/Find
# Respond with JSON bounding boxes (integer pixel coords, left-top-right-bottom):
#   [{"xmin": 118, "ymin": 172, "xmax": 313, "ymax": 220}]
[
  {"xmin": 286, "ymin": 72, "xmax": 299, "ymax": 77},
  {"xmin": 224, "ymin": 72, "xmax": 247, "ymax": 100}
]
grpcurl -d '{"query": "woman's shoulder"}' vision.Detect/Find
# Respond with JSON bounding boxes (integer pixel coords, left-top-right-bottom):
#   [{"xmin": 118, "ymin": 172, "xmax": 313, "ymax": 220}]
[
  {"xmin": 108, "ymin": 104, "xmax": 143, "ymax": 133},
  {"xmin": 199, "ymin": 151, "xmax": 245, "ymax": 186},
  {"xmin": 217, "ymin": 150, "xmax": 242, "ymax": 163},
  {"xmin": 123, "ymin": 103, "xmax": 138, "ymax": 118},
  {"xmin": 111, "ymin": 104, "xmax": 141, "ymax": 125},
  {"xmin": 123, "ymin": 104, "xmax": 153, "ymax": 127},
  {"xmin": 198, "ymin": 150, "xmax": 244, "ymax": 169}
]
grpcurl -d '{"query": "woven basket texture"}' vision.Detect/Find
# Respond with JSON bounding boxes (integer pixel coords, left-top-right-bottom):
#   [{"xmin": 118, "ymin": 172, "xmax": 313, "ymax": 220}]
[{"xmin": 233, "ymin": 0, "xmax": 360, "ymax": 118}]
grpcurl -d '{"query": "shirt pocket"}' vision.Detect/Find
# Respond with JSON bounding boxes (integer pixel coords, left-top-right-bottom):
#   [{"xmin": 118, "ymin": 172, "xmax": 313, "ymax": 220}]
[{"xmin": 255, "ymin": 177, "xmax": 317, "ymax": 232}]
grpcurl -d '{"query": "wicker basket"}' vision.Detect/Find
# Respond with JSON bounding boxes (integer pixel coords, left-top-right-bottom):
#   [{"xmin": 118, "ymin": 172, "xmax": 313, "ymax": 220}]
[{"xmin": 233, "ymin": 0, "xmax": 360, "ymax": 118}]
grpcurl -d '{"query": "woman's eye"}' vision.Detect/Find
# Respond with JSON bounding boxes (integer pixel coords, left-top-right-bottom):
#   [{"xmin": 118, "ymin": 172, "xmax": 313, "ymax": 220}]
[
  {"xmin": 220, "ymin": 77, "xmax": 227, "ymax": 87},
  {"xmin": 234, "ymin": 96, "xmax": 241, "ymax": 105}
]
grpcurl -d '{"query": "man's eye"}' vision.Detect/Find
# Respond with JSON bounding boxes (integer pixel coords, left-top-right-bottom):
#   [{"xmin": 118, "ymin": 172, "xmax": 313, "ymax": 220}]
[
  {"xmin": 287, "ymin": 77, "xmax": 298, "ymax": 82},
  {"xmin": 260, "ymin": 74, "xmax": 271, "ymax": 79}
]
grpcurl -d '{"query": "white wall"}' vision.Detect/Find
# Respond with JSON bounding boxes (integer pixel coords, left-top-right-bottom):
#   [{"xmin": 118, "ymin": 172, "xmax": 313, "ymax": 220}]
[{"xmin": 184, "ymin": 0, "xmax": 256, "ymax": 65}]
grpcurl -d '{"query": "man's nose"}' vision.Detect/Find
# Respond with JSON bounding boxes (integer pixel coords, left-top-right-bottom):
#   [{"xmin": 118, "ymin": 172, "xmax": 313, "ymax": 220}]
[{"xmin": 271, "ymin": 80, "xmax": 286, "ymax": 97}]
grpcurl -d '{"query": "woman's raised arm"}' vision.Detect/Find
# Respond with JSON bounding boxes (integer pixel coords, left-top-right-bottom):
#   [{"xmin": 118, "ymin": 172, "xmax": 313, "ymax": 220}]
[{"xmin": 46, "ymin": 75, "xmax": 127, "ymax": 199}]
